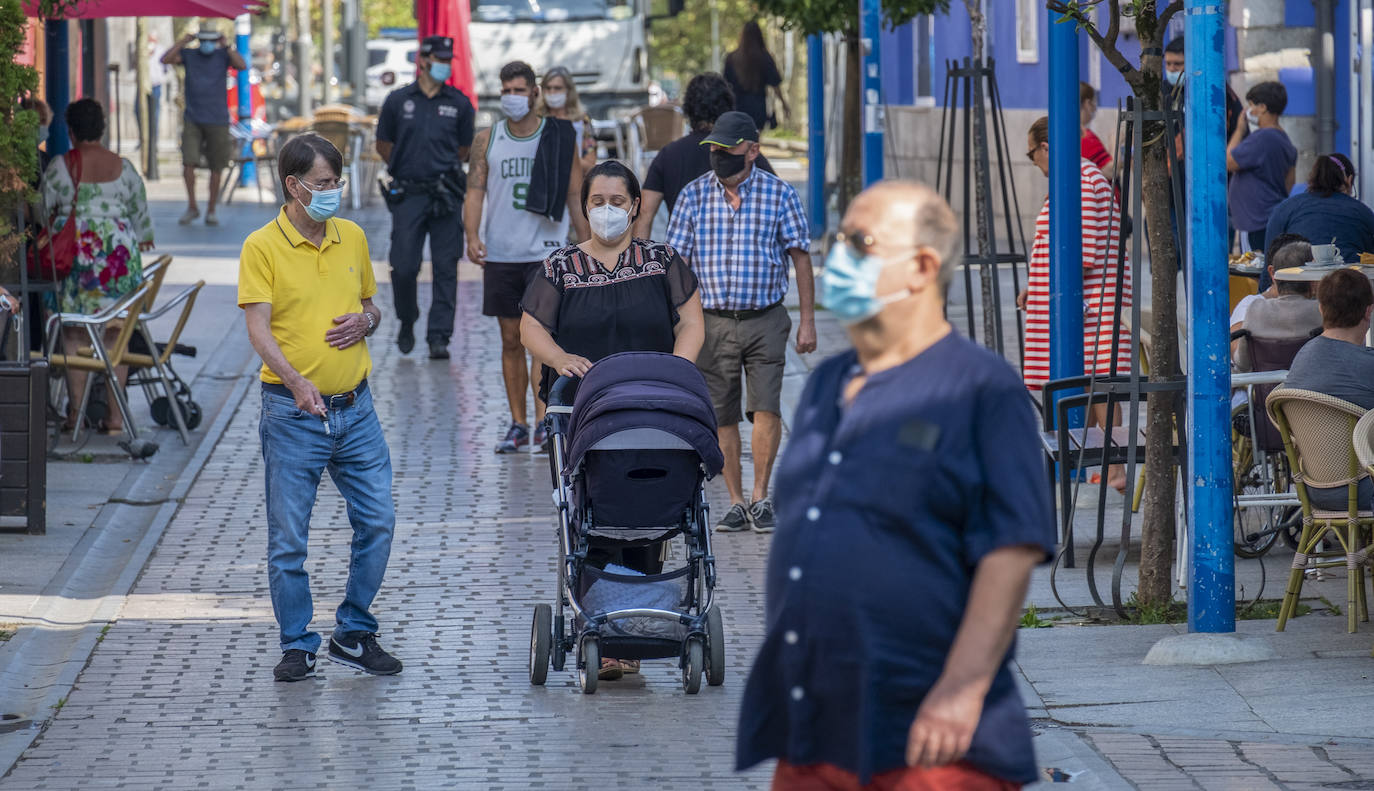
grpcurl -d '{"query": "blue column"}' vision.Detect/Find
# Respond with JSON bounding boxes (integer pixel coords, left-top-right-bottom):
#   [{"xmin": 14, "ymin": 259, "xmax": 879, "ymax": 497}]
[
  {"xmin": 236, "ymin": 14, "xmax": 255, "ymax": 185},
  {"xmin": 807, "ymin": 34, "xmax": 825, "ymax": 234},
  {"xmin": 859, "ymin": 0, "xmax": 883, "ymax": 185},
  {"xmin": 1047, "ymin": 9, "xmax": 1083, "ymax": 387},
  {"xmin": 45, "ymin": 20, "xmax": 70, "ymax": 157},
  {"xmin": 1185, "ymin": 0, "xmax": 1235, "ymax": 633}
]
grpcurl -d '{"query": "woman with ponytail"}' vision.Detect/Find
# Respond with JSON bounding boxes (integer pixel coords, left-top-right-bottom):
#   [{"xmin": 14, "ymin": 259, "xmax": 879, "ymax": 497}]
[{"xmin": 1265, "ymin": 152, "xmax": 1374, "ymax": 267}]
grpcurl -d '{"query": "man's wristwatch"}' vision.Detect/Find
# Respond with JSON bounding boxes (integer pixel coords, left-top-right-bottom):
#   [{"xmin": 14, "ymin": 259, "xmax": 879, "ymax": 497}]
[{"xmin": 363, "ymin": 311, "xmax": 376, "ymax": 336}]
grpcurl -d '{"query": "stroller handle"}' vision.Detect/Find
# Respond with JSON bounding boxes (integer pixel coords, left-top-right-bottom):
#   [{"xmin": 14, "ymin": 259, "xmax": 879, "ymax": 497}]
[{"xmin": 548, "ymin": 374, "xmax": 581, "ymax": 410}]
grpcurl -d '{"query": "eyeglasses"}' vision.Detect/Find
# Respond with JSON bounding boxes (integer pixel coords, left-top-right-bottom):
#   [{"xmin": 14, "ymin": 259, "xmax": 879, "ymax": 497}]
[
  {"xmin": 297, "ymin": 177, "xmax": 347, "ymax": 191},
  {"xmin": 1026, "ymin": 145, "xmax": 1042, "ymax": 162},
  {"xmin": 833, "ymin": 230, "xmax": 877, "ymax": 255}
]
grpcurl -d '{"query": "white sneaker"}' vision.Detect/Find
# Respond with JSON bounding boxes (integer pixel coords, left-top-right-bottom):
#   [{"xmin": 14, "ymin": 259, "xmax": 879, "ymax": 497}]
[
  {"xmin": 204, "ymin": 211, "xmax": 219, "ymax": 227},
  {"xmin": 177, "ymin": 208, "xmax": 199, "ymax": 225}
]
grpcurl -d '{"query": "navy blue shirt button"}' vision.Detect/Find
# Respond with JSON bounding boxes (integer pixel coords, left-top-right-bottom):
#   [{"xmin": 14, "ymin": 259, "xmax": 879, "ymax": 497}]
[
  {"xmin": 790, "ymin": 686, "xmax": 805, "ymax": 701},
  {"xmin": 806, "ymin": 507, "xmax": 820, "ymax": 521},
  {"xmin": 788, "ymin": 566, "xmax": 803, "ymax": 581},
  {"xmin": 829, "ymin": 451, "xmax": 842, "ymax": 465},
  {"xmin": 784, "ymin": 630, "xmax": 799, "ymax": 644}
]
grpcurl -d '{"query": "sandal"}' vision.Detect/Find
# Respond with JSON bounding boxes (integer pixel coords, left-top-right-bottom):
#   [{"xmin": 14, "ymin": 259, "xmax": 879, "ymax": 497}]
[
  {"xmin": 597, "ymin": 657, "xmax": 624, "ymax": 681},
  {"xmin": 619, "ymin": 660, "xmax": 640, "ymax": 674}
]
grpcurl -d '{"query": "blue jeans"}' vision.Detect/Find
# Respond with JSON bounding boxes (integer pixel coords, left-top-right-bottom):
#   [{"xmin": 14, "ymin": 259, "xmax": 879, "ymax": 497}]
[{"xmin": 259, "ymin": 381, "xmax": 395, "ymax": 653}]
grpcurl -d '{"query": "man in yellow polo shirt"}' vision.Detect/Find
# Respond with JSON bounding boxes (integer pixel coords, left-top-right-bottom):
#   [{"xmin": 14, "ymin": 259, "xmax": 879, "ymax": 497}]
[{"xmin": 238, "ymin": 133, "xmax": 400, "ymax": 682}]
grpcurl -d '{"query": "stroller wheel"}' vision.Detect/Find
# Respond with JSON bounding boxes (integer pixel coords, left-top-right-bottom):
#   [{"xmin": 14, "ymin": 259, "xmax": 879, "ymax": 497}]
[
  {"xmin": 184, "ymin": 401, "xmax": 203, "ymax": 430},
  {"xmin": 150, "ymin": 396, "xmax": 171, "ymax": 426},
  {"xmin": 705, "ymin": 608, "xmax": 725, "ymax": 687},
  {"xmin": 529, "ymin": 604, "xmax": 552, "ymax": 686},
  {"xmin": 682, "ymin": 636, "xmax": 704, "ymax": 695},
  {"xmin": 579, "ymin": 635, "xmax": 600, "ymax": 695}
]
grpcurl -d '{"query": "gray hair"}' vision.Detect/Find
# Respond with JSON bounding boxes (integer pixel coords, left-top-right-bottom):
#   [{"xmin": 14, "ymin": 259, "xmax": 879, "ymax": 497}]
[
  {"xmin": 1271, "ymin": 240, "xmax": 1312, "ymax": 271},
  {"xmin": 900, "ymin": 181, "xmax": 961, "ymax": 289}
]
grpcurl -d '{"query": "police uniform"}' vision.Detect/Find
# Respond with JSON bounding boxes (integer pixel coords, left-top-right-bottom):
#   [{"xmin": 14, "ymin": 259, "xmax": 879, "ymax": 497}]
[{"xmin": 376, "ymin": 35, "xmax": 475, "ymax": 352}]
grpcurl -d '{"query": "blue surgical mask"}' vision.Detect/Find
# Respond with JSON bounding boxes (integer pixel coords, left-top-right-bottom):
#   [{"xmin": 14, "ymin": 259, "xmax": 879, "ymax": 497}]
[
  {"xmin": 1164, "ymin": 69, "xmax": 1183, "ymax": 87},
  {"xmin": 295, "ymin": 179, "xmax": 343, "ymax": 222},
  {"xmin": 199, "ymin": 41, "xmax": 216, "ymax": 54},
  {"xmin": 429, "ymin": 61, "xmax": 452, "ymax": 83},
  {"xmin": 821, "ymin": 242, "xmax": 912, "ymax": 324}
]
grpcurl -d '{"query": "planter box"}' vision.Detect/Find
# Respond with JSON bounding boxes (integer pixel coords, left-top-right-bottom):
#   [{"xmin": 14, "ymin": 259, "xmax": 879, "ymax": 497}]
[{"xmin": 0, "ymin": 361, "xmax": 46, "ymax": 534}]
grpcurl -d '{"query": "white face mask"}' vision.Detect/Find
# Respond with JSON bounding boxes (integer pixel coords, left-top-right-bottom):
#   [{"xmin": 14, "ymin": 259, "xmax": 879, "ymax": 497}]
[
  {"xmin": 501, "ymin": 94, "xmax": 531, "ymax": 121},
  {"xmin": 545, "ymin": 91, "xmax": 568, "ymax": 110},
  {"xmin": 1245, "ymin": 109, "xmax": 1260, "ymax": 127},
  {"xmin": 588, "ymin": 204, "xmax": 631, "ymax": 242}
]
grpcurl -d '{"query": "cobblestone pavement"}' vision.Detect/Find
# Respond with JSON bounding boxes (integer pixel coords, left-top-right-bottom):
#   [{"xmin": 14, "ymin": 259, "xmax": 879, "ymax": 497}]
[{"xmin": 3, "ymin": 283, "xmax": 777, "ymax": 790}]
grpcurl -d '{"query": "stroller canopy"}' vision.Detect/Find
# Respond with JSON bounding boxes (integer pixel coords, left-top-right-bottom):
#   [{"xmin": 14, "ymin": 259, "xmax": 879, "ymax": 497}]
[{"xmin": 568, "ymin": 352, "xmax": 725, "ymax": 477}]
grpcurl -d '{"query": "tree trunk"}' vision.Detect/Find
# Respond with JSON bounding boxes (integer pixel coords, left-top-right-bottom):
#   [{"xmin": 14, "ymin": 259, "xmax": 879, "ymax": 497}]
[
  {"xmin": 1130, "ymin": 16, "xmax": 1181, "ymax": 608},
  {"xmin": 135, "ymin": 19, "xmax": 151, "ymax": 177},
  {"xmin": 965, "ymin": 1, "xmax": 996, "ymax": 350},
  {"xmin": 840, "ymin": 30, "xmax": 862, "ymax": 215}
]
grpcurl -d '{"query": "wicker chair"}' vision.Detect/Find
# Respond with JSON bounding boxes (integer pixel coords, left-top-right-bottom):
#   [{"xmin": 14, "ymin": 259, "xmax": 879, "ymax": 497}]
[{"xmin": 1267, "ymin": 387, "xmax": 1374, "ymax": 632}]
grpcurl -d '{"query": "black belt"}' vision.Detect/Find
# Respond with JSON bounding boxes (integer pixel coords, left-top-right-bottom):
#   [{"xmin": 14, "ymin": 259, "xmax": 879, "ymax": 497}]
[
  {"xmin": 262, "ymin": 378, "xmax": 367, "ymax": 407},
  {"xmin": 703, "ymin": 302, "xmax": 782, "ymax": 320}
]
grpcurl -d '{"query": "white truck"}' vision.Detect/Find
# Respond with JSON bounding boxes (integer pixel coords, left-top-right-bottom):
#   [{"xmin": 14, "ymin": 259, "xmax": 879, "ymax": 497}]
[{"xmin": 466, "ymin": 0, "xmax": 682, "ymax": 126}]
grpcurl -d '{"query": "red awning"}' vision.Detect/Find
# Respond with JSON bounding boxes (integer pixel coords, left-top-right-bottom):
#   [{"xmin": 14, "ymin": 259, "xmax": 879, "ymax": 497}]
[
  {"xmin": 25, "ymin": 0, "xmax": 264, "ymax": 19},
  {"xmin": 417, "ymin": 0, "xmax": 476, "ymax": 108}
]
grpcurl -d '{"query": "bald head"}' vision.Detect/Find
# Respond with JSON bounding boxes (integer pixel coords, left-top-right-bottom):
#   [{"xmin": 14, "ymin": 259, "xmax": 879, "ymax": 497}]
[{"xmin": 844, "ymin": 180, "xmax": 961, "ymax": 289}]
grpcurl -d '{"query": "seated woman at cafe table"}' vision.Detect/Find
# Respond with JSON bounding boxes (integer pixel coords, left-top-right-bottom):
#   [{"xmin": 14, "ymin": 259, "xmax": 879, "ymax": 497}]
[
  {"xmin": 1230, "ymin": 235, "xmax": 1320, "ymax": 371},
  {"xmin": 1284, "ymin": 268, "xmax": 1374, "ymax": 510},
  {"xmin": 1266, "ymin": 153, "xmax": 1374, "ymax": 266}
]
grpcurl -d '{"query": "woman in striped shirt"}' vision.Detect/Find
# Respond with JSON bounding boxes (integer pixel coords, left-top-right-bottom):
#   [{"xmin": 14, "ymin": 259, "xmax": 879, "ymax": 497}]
[{"xmin": 1018, "ymin": 116, "xmax": 1133, "ymax": 492}]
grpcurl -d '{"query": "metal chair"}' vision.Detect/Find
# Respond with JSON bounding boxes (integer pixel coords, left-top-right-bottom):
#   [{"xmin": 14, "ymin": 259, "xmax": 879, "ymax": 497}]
[
  {"xmin": 124, "ymin": 280, "xmax": 205, "ymax": 445},
  {"xmin": 43, "ymin": 283, "xmax": 155, "ymax": 445},
  {"xmin": 1267, "ymin": 388, "xmax": 1374, "ymax": 632}
]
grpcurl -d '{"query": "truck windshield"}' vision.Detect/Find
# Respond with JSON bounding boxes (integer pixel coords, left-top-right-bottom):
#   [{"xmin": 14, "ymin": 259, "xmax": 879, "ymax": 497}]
[{"xmin": 471, "ymin": 0, "xmax": 632, "ymax": 23}]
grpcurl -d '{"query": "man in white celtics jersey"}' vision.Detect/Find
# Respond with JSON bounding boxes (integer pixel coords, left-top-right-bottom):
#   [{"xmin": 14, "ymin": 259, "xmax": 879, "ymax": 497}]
[{"xmin": 465, "ymin": 60, "xmax": 589, "ymax": 453}]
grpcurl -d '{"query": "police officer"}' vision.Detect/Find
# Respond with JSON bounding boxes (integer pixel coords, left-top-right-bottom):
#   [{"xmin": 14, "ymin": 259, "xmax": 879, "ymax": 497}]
[{"xmin": 375, "ymin": 35, "xmax": 475, "ymax": 359}]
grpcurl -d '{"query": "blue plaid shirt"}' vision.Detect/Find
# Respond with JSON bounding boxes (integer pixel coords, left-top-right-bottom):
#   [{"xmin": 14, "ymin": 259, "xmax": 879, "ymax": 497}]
[{"xmin": 666, "ymin": 167, "xmax": 810, "ymax": 311}]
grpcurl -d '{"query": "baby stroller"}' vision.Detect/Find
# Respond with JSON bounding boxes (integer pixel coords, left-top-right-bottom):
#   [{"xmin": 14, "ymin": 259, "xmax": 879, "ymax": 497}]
[{"xmin": 529, "ymin": 351, "xmax": 726, "ymax": 694}]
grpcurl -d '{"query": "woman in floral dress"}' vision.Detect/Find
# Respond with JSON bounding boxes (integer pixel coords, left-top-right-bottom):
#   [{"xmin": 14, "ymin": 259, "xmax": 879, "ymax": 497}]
[{"xmin": 41, "ymin": 98, "xmax": 154, "ymax": 432}]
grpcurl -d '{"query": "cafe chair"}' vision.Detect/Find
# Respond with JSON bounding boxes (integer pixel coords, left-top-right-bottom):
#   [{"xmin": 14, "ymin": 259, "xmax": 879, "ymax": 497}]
[
  {"xmin": 1267, "ymin": 388, "xmax": 1374, "ymax": 633},
  {"xmin": 43, "ymin": 283, "xmax": 155, "ymax": 446},
  {"xmin": 124, "ymin": 280, "xmax": 205, "ymax": 445}
]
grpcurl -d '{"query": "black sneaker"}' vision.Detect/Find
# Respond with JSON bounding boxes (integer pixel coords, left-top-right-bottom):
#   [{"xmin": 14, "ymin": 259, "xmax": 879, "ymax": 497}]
[
  {"xmin": 495, "ymin": 422, "xmax": 529, "ymax": 454},
  {"xmin": 428, "ymin": 341, "xmax": 450, "ymax": 360},
  {"xmin": 327, "ymin": 632, "xmax": 402, "ymax": 676},
  {"xmin": 749, "ymin": 498, "xmax": 776, "ymax": 534},
  {"xmin": 397, "ymin": 322, "xmax": 415, "ymax": 354},
  {"xmin": 273, "ymin": 649, "xmax": 317, "ymax": 682},
  {"xmin": 715, "ymin": 503, "xmax": 752, "ymax": 533}
]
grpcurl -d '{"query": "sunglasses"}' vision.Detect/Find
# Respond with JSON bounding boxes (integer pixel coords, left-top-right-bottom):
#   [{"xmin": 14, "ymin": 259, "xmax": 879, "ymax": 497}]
[{"xmin": 1026, "ymin": 144, "xmax": 1043, "ymax": 162}]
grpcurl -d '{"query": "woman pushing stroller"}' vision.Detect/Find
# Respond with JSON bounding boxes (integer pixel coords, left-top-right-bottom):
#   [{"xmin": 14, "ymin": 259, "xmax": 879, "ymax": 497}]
[{"xmin": 520, "ymin": 160, "xmax": 706, "ymax": 679}]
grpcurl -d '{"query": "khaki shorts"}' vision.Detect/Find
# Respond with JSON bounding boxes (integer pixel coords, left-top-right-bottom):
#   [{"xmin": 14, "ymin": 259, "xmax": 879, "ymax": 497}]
[
  {"xmin": 698, "ymin": 303, "xmax": 790, "ymax": 425},
  {"xmin": 181, "ymin": 122, "xmax": 234, "ymax": 171}
]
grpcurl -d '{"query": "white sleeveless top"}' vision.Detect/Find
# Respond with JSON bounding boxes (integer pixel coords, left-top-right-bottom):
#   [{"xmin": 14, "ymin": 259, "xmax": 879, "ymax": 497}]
[{"xmin": 481, "ymin": 118, "xmax": 571, "ymax": 264}]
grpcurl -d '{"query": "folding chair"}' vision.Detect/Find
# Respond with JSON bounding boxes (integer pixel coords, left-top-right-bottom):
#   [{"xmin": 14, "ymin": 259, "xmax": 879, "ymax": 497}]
[
  {"xmin": 43, "ymin": 283, "xmax": 155, "ymax": 445},
  {"xmin": 1267, "ymin": 388, "xmax": 1374, "ymax": 633},
  {"xmin": 125, "ymin": 280, "xmax": 205, "ymax": 444}
]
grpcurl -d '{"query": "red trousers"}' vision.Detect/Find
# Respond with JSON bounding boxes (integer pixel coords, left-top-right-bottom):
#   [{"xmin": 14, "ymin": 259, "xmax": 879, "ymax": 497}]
[{"xmin": 771, "ymin": 759, "xmax": 1021, "ymax": 791}]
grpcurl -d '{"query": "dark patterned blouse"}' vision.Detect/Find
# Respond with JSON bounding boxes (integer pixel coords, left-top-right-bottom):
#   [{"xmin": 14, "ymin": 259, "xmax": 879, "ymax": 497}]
[{"xmin": 521, "ymin": 238, "xmax": 699, "ymax": 398}]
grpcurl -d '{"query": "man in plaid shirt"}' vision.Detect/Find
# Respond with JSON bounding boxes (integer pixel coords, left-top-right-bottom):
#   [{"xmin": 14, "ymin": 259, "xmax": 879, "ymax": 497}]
[{"xmin": 667, "ymin": 111, "xmax": 816, "ymax": 535}]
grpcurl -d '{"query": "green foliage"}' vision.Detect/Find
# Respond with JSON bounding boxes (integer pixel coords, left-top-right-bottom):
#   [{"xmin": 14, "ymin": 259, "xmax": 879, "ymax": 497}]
[
  {"xmin": 1019, "ymin": 604, "xmax": 1055, "ymax": 629},
  {"xmin": 649, "ymin": 0, "xmax": 759, "ymax": 84},
  {"xmin": 258, "ymin": 0, "xmax": 418, "ymax": 40},
  {"xmin": 755, "ymin": 0, "xmax": 948, "ymax": 37},
  {"xmin": 0, "ymin": 0, "xmax": 40, "ymax": 261}
]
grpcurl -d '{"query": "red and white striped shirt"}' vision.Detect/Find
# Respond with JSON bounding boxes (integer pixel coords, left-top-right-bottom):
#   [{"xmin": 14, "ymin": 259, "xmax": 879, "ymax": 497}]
[{"xmin": 1024, "ymin": 159, "xmax": 1133, "ymax": 390}]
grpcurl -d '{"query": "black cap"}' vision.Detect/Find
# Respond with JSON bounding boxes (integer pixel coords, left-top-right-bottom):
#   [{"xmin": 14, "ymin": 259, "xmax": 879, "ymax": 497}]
[
  {"xmin": 700, "ymin": 111, "xmax": 759, "ymax": 148},
  {"xmin": 420, "ymin": 36, "xmax": 454, "ymax": 59}
]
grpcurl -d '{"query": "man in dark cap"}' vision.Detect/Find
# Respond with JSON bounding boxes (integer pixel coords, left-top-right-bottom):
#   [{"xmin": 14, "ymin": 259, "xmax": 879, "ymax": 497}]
[
  {"xmin": 667, "ymin": 110, "xmax": 815, "ymax": 535},
  {"xmin": 375, "ymin": 35, "xmax": 475, "ymax": 359}
]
